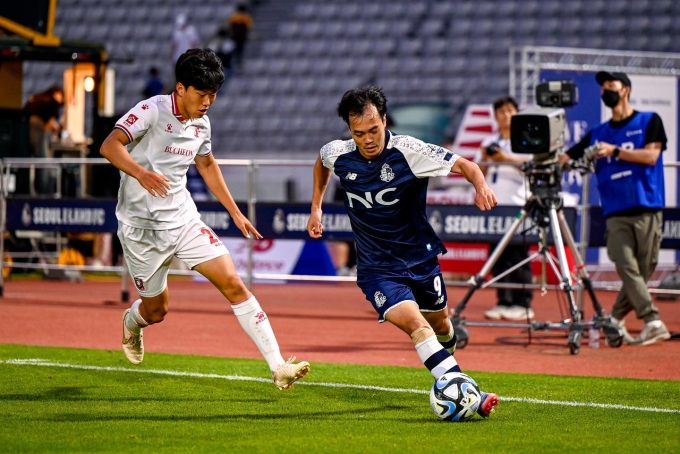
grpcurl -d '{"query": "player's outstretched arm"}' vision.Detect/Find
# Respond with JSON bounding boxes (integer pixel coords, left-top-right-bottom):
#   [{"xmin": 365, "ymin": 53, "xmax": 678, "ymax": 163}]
[
  {"xmin": 195, "ymin": 153, "xmax": 262, "ymax": 239},
  {"xmin": 101, "ymin": 129, "xmax": 170, "ymax": 197},
  {"xmin": 451, "ymin": 157, "xmax": 498, "ymax": 211},
  {"xmin": 308, "ymin": 156, "xmax": 332, "ymax": 238}
]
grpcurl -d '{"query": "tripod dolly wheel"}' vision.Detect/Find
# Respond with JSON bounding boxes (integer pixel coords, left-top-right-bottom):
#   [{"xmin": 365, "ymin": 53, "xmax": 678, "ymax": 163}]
[
  {"xmin": 606, "ymin": 335, "xmax": 624, "ymax": 348},
  {"xmin": 454, "ymin": 325, "xmax": 469, "ymax": 349},
  {"xmin": 568, "ymin": 330, "xmax": 582, "ymax": 355}
]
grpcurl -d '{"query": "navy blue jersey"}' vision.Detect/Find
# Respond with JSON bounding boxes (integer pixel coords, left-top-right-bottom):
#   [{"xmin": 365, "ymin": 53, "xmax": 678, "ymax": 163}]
[{"xmin": 321, "ymin": 131, "xmax": 459, "ymax": 272}]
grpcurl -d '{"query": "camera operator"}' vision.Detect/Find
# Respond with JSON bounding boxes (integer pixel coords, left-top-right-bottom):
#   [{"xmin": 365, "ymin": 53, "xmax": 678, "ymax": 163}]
[
  {"xmin": 481, "ymin": 97, "xmax": 534, "ymax": 321},
  {"xmin": 560, "ymin": 71, "xmax": 670, "ymax": 346}
]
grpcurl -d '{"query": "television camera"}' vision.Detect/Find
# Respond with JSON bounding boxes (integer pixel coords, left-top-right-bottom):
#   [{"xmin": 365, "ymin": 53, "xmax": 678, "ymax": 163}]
[{"xmin": 450, "ymin": 80, "xmax": 626, "ymax": 356}]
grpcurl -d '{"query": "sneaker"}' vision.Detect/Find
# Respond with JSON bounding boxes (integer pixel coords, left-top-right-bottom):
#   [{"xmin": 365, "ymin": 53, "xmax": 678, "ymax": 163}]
[
  {"xmin": 502, "ymin": 305, "xmax": 535, "ymax": 321},
  {"xmin": 272, "ymin": 356, "xmax": 310, "ymax": 390},
  {"xmin": 609, "ymin": 317, "xmax": 636, "ymax": 344},
  {"xmin": 629, "ymin": 320, "xmax": 671, "ymax": 346},
  {"xmin": 484, "ymin": 305, "xmax": 510, "ymax": 320},
  {"xmin": 122, "ymin": 309, "xmax": 144, "ymax": 365},
  {"xmin": 477, "ymin": 392, "xmax": 499, "ymax": 418}
]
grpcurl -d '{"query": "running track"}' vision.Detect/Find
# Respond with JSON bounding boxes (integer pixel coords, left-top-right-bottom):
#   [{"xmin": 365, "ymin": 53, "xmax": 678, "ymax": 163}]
[{"xmin": 0, "ymin": 279, "xmax": 678, "ymax": 380}]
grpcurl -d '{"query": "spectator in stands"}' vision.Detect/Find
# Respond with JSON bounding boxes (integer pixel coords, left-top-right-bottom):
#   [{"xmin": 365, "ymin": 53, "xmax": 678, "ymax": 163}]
[
  {"xmin": 170, "ymin": 13, "xmax": 201, "ymax": 67},
  {"xmin": 561, "ymin": 71, "xmax": 670, "ymax": 346},
  {"xmin": 142, "ymin": 67, "xmax": 165, "ymax": 98},
  {"xmin": 480, "ymin": 96, "xmax": 534, "ymax": 321},
  {"xmin": 206, "ymin": 27, "xmax": 236, "ymax": 83},
  {"xmin": 226, "ymin": 2, "xmax": 254, "ymax": 72},
  {"xmin": 24, "ymin": 86, "xmax": 64, "ymax": 194}
]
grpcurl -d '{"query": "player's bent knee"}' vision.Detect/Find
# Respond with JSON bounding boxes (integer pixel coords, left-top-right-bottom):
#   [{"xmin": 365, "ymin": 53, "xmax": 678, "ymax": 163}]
[{"xmin": 410, "ymin": 326, "xmax": 435, "ymax": 345}]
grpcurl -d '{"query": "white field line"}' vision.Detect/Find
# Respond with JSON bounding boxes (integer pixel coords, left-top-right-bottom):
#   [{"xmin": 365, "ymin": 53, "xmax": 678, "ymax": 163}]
[{"xmin": 2, "ymin": 358, "xmax": 679, "ymax": 415}]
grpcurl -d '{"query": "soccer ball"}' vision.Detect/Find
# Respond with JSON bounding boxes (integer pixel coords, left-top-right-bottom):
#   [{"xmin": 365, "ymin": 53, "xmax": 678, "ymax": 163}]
[{"xmin": 429, "ymin": 372, "xmax": 481, "ymax": 421}]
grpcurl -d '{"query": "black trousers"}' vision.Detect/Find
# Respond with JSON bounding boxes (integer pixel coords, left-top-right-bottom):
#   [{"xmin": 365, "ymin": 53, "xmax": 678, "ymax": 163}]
[{"xmin": 490, "ymin": 243, "xmax": 533, "ymax": 308}]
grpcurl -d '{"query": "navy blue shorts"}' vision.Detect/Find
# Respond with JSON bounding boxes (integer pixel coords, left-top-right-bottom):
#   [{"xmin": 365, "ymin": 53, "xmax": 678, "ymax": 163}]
[{"xmin": 356, "ymin": 258, "xmax": 448, "ymax": 322}]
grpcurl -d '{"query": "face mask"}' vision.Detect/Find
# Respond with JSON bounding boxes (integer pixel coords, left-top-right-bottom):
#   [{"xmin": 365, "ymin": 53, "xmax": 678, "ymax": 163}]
[{"xmin": 601, "ymin": 89, "xmax": 621, "ymax": 108}]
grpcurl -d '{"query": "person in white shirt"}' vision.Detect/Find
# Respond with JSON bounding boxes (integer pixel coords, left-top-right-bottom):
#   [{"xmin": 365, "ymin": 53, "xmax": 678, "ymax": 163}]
[
  {"xmin": 479, "ymin": 97, "xmax": 534, "ymax": 321},
  {"xmin": 171, "ymin": 14, "xmax": 201, "ymax": 66},
  {"xmin": 100, "ymin": 48, "xmax": 309, "ymax": 390}
]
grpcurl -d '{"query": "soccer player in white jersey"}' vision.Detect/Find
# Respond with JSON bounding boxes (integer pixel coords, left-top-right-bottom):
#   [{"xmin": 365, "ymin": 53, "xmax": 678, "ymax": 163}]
[
  {"xmin": 101, "ymin": 49, "xmax": 309, "ymax": 390},
  {"xmin": 307, "ymin": 86, "xmax": 500, "ymax": 418}
]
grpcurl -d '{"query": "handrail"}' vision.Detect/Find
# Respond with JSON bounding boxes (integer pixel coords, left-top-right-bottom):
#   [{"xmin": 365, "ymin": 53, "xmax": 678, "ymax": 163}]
[{"xmin": 2, "ymin": 157, "xmax": 679, "ymax": 301}]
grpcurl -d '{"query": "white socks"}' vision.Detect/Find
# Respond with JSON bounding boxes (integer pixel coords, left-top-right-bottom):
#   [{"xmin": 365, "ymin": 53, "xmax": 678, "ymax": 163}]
[
  {"xmin": 125, "ymin": 299, "xmax": 148, "ymax": 334},
  {"xmin": 415, "ymin": 335, "xmax": 460, "ymax": 379},
  {"xmin": 231, "ymin": 295, "xmax": 285, "ymax": 372}
]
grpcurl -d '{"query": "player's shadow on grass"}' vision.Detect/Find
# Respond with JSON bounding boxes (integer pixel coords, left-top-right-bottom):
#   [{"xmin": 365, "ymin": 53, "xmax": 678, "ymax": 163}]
[
  {"xmin": 40, "ymin": 406, "xmax": 404, "ymax": 422},
  {"xmin": 0, "ymin": 387, "xmax": 272, "ymax": 404}
]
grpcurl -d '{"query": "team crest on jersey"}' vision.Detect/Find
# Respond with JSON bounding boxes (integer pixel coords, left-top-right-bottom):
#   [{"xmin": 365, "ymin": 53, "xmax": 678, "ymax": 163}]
[
  {"xmin": 374, "ymin": 291, "xmax": 387, "ymax": 308},
  {"xmin": 134, "ymin": 278, "xmax": 145, "ymax": 291},
  {"xmin": 194, "ymin": 127, "xmax": 200, "ymax": 138},
  {"xmin": 124, "ymin": 114, "xmax": 138, "ymax": 126},
  {"xmin": 165, "ymin": 123, "xmax": 173, "ymax": 133},
  {"xmin": 380, "ymin": 163, "xmax": 394, "ymax": 182}
]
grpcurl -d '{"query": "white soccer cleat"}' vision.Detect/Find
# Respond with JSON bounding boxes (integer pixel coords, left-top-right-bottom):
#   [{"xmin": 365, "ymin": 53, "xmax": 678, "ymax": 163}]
[
  {"xmin": 122, "ymin": 309, "xmax": 144, "ymax": 365},
  {"xmin": 272, "ymin": 356, "xmax": 310, "ymax": 390}
]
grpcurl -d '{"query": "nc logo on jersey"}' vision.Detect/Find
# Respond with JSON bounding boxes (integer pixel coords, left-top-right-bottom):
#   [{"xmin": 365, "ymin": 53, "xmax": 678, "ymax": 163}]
[
  {"xmin": 345, "ymin": 172, "xmax": 357, "ymax": 180},
  {"xmin": 380, "ymin": 163, "xmax": 395, "ymax": 182},
  {"xmin": 346, "ymin": 188, "xmax": 399, "ymax": 209},
  {"xmin": 374, "ymin": 291, "xmax": 387, "ymax": 308}
]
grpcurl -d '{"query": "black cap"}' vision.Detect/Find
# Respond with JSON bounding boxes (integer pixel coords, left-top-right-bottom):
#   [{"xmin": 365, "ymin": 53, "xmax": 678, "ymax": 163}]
[{"xmin": 595, "ymin": 71, "xmax": 631, "ymax": 88}]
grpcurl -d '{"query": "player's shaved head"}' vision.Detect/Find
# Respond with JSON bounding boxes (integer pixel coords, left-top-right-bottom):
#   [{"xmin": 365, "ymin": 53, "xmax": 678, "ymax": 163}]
[{"xmin": 337, "ymin": 85, "xmax": 388, "ymax": 126}]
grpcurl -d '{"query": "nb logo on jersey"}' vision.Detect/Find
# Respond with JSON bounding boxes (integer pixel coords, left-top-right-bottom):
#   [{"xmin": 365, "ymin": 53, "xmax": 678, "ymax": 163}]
[
  {"xmin": 345, "ymin": 172, "xmax": 357, "ymax": 180},
  {"xmin": 346, "ymin": 187, "xmax": 399, "ymax": 209}
]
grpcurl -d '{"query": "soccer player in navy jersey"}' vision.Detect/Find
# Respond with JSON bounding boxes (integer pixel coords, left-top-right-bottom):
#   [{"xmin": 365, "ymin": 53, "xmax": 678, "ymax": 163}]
[{"xmin": 308, "ymin": 86, "xmax": 500, "ymax": 417}]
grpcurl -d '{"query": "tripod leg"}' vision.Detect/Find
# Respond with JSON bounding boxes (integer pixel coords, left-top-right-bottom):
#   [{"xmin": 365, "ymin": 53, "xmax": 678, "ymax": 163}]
[
  {"xmin": 452, "ymin": 207, "xmax": 531, "ymax": 318},
  {"xmin": 557, "ymin": 210, "xmax": 605, "ymax": 317},
  {"xmin": 549, "ymin": 207, "xmax": 584, "ymax": 355}
]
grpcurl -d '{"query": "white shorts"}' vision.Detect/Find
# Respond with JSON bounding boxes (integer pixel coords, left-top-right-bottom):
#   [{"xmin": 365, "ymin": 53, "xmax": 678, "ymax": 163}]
[{"xmin": 118, "ymin": 218, "xmax": 229, "ymax": 297}]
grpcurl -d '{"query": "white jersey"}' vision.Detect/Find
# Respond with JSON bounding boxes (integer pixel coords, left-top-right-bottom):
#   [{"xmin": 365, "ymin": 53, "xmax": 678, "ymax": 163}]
[
  {"xmin": 114, "ymin": 93, "xmax": 212, "ymax": 230},
  {"xmin": 481, "ymin": 135, "xmax": 529, "ymax": 206}
]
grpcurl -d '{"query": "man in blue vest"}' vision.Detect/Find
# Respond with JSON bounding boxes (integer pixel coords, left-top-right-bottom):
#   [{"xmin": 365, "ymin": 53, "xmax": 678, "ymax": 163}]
[{"xmin": 562, "ymin": 71, "xmax": 670, "ymax": 346}]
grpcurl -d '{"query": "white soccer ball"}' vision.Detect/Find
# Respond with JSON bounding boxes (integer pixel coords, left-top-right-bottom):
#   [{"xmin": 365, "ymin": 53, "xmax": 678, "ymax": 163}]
[{"xmin": 429, "ymin": 371, "xmax": 481, "ymax": 421}]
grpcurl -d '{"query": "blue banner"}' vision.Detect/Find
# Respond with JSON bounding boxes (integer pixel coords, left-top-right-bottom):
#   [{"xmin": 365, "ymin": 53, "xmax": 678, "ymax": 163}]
[
  {"xmin": 588, "ymin": 207, "xmax": 680, "ymax": 249},
  {"xmin": 5, "ymin": 198, "xmax": 580, "ymax": 244},
  {"xmin": 6, "ymin": 199, "xmax": 119, "ymax": 232}
]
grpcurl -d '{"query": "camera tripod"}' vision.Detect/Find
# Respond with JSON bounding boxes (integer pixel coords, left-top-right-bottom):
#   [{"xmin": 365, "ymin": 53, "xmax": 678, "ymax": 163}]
[{"xmin": 449, "ymin": 191, "xmax": 625, "ymax": 355}]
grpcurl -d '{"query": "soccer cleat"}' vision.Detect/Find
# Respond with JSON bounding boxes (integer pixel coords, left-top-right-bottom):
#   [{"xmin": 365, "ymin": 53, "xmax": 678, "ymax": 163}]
[
  {"xmin": 477, "ymin": 392, "xmax": 499, "ymax": 418},
  {"xmin": 122, "ymin": 309, "xmax": 144, "ymax": 365},
  {"xmin": 272, "ymin": 356, "xmax": 310, "ymax": 390},
  {"xmin": 629, "ymin": 320, "xmax": 671, "ymax": 346}
]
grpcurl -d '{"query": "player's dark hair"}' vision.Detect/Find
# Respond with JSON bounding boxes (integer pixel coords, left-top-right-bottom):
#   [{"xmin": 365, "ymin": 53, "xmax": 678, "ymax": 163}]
[
  {"xmin": 175, "ymin": 48, "xmax": 225, "ymax": 92},
  {"xmin": 337, "ymin": 85, "xmax": 388, "ymax": 125},
  {"xmin": 492, "ymin": 96, "xmax": 518, "ymax": 112}
]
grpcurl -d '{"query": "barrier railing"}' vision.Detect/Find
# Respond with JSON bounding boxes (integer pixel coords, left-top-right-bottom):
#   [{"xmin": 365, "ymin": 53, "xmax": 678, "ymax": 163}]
[{"xmin": 2, "ymin": 157, "xmax": 680, "ymax": 300}]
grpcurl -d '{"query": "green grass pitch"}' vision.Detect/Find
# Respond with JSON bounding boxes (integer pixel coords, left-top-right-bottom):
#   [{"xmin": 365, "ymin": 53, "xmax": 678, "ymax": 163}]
[{"xmin": 0, "ymin": 344, "xmax": 678, "ymax": 453}]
